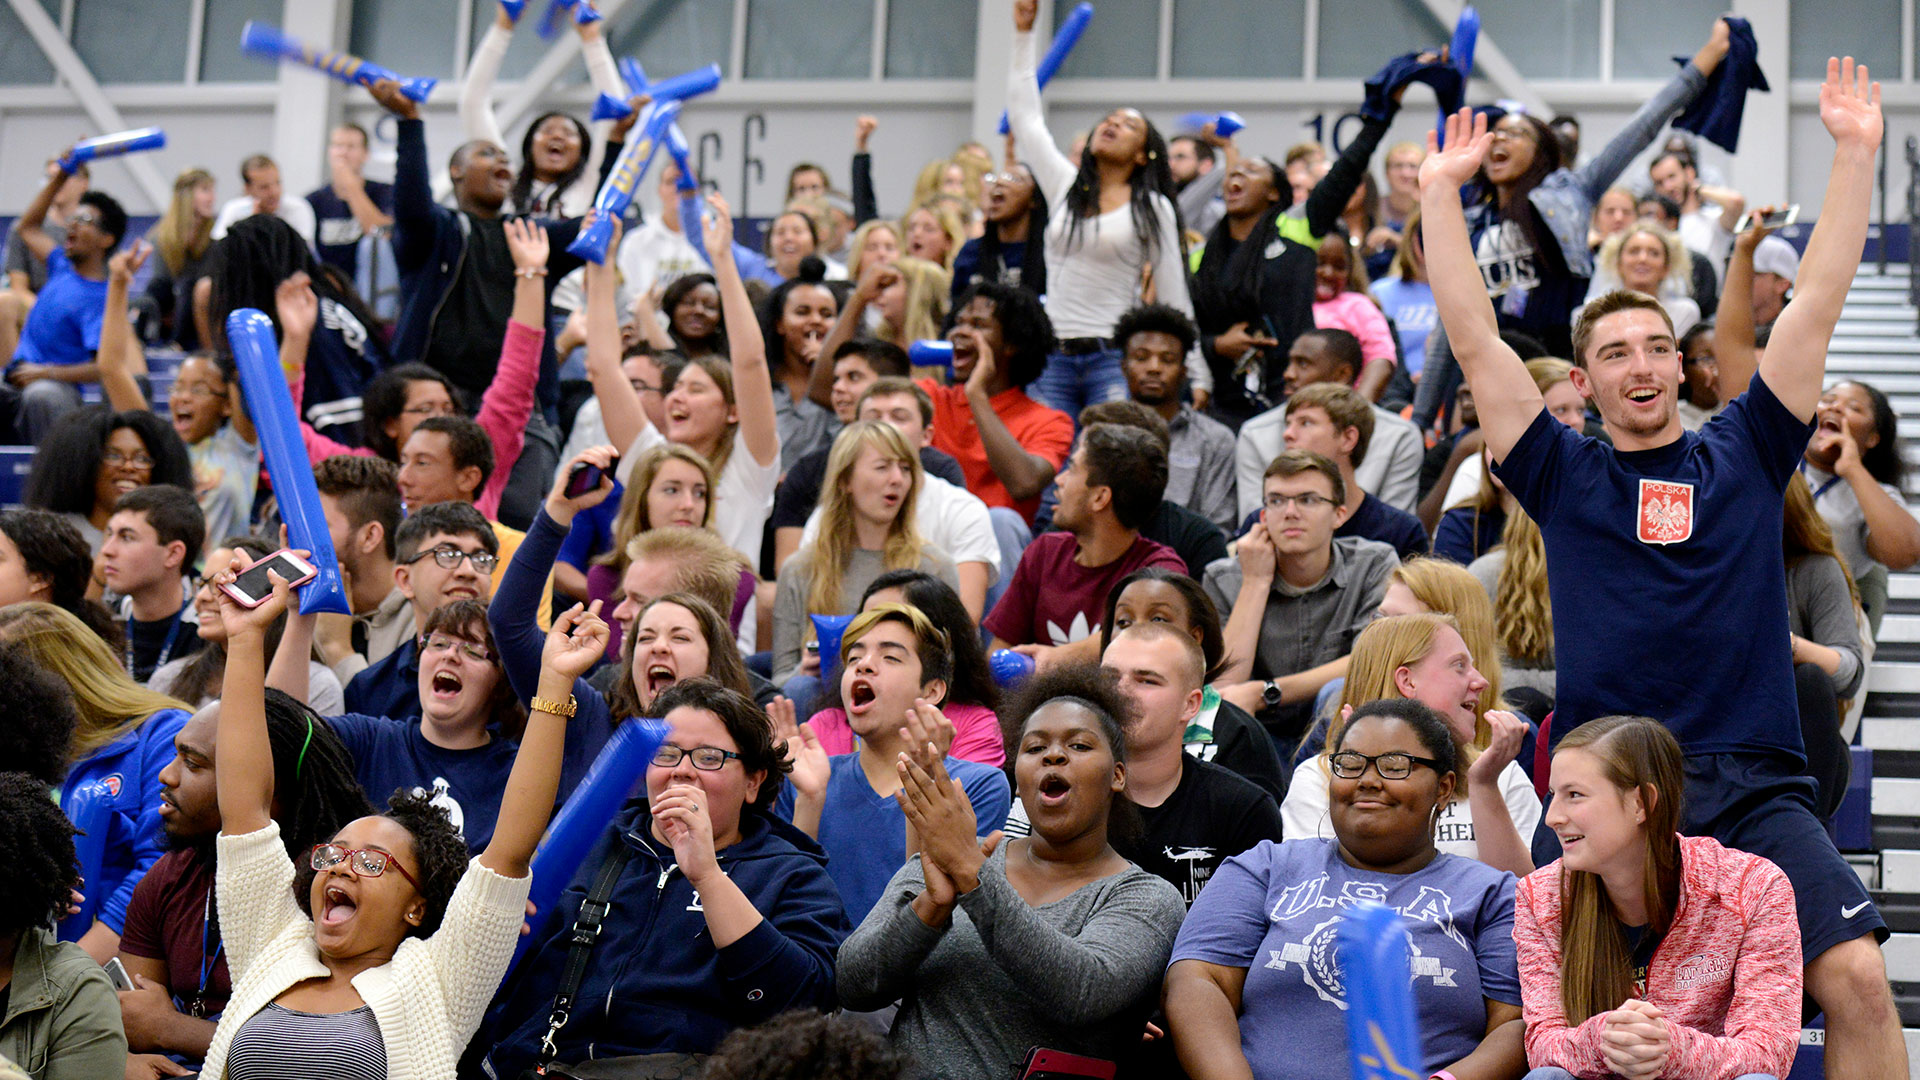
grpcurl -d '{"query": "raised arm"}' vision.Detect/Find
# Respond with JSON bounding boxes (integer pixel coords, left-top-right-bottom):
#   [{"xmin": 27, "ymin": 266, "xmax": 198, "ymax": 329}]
[
  {"xmin": 1418, "ymin": 110, "xmax": 1543, "ymax": 462},
  {"xmin": 705, "ymin": 196, "xmax": 780, "ymax": 468},
  {"xmin": 1761, "ymin": 58, "xmax": 1882, "ymax": 421},
  {"xmin": 489, "ymin": 445, "xmax": 617, "ymax": 698},
  {"xmin": 471, "ymin": 219, "xmax": 550, "ymax": 518},
  {"xmin": 1712, "ymin": 215, "xmax": 1771, "ymax": 403},
  {"xmin": 851, "ymin": 116, "xmax": 879, "ymax": 225},
  {"xmin": 210, "ymin": 557, "xmax": 296, "ymax": 836},
  {"xmin": 583, "ymin": 219, "xmax": 651, "ymax": 454},
  {"xmin": 458, "ymin": 7, "xmax": 514, "ymax": 149},
  {"xmin": 370, "ymin": 81, "xmax": 434, "ymax": 272},
  {"xmin": 13, "ymin": 160, "xmax": 69, "ymax": 263},
  {"xmin": 810, "ymin": 261, "xmax": 897, "ymax": 407},
  {"xmin": 1006, "ymin": 0, "xmax": 1076, "ymax": 201},
  {"xmin": 98, "ymin": 244, "xmax": 152, "ymax": 411},
  {"xmin": 1572, "ymin": 23, "xmax": 1725, "ymax": 201}
]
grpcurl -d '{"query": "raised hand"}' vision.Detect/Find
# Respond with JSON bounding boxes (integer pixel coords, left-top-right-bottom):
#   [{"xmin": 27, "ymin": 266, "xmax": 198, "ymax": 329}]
[
  {"xmin": 1819, "ymin": 57, "xmax": 1883, "ymax": 150},
  {"xmin": 855, "ymin": 115, "xmax": 878, "ymax": 153},
  {"xmin": 782, "ymin": 715, "xmax": 831, "ymax": 801},
  {"xmin": 367, "ymin": 77, "xmax": 419, "ymax": 121},
  {"xmin": 108, "ymin": 241, "xmax": 150, "ymax": 288},
  {"xmin": 701, "ymin": 193, "xmax": 736, "ymax": 259},
  {"xmin": 1419, "ymin": 108, "xmax": 1492, "ymax": 195},
  {"xmin": 544, "ymin": 444, "xmax": 619, "ymax": 525},
  {"xmin": 273, "ymin": 271, "xmax": 318, "ymax": 340},
  {"xmin": 504, "ymin": 217, "xmax": 551, "ymax": 272},
  {"xmin": 542, "ymin": 600, "xmax": 610, "ymax": 680},
  {"xmin": 896, "ymin": 754, "xmax": 983, "ymax": 890},
  {"xmin": 1734, "ymin": 203, "xmax": 1784, "ymax": 252},
  {"xmin": 1013, "ymin": 0, "xmax": 1037, "ymax": 32},
  {"xmin": 210, "ymin": 549, "xmax": 296, "ymax": 641},
  {"xmin": 608, "ymin": 93, "xmax": 651, "ymax": 142},
  {"xmin": 1468, "ymin": 709, "xmax": 1528, "ymax": 786}
]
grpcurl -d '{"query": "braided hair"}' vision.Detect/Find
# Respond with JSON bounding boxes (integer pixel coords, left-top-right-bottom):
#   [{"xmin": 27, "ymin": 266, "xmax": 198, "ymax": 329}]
[{"xmin": 0, "ymin": 772, "xmax": 81, "ymax": 937}]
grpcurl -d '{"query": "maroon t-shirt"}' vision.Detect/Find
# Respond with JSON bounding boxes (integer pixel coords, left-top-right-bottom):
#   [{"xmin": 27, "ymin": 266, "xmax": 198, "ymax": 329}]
[
  {"xmin": 984, "ymin": 531, "xmax": 1186, "ymax": 647},
  {"xmin": 119, "ymin": 848, "xmax": 231, "ymax": 1018}
]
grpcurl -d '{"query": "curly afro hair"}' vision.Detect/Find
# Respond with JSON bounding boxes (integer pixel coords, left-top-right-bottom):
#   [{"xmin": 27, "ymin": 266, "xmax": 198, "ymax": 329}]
[
  {"xmin": 0, "ymin": 641, "xmax": 78, "ymax": 785},
  {"xmin": 696, "ymin": 1010, "xmax": 906, "ymax": 1080},
  {"xmin": 293, "ymin": 787, "xmax": 468, "ymax": 940},
  {"xmin": 997, "ymin": 661, "xmax": 1136, "ymax": 768},
  {"xmin": 0, "ymin": 772, "xmax": 80, "ymax": 936}
]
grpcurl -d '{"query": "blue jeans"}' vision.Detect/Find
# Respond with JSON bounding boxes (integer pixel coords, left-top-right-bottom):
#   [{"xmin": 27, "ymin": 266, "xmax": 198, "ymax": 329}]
[
  {"xmin": 1030, "ymin": 346, "xmax": 1127, "ymax": 422},
  {"xmin": 1524, "ymin": 1071, "xmax": 1776, "ymax": 1080}
]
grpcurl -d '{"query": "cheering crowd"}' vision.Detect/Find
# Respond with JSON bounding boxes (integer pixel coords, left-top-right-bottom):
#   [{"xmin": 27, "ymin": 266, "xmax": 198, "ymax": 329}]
[{"xmin": 0, "ymin": 2, "xmax": 1911, "ymax": 1079}]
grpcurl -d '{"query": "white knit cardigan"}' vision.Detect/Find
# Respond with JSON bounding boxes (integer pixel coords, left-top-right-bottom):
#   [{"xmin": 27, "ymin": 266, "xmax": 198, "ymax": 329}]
[{"xmin": 200, "ymin": 822, "xmax": 533, "ymax": 1080}]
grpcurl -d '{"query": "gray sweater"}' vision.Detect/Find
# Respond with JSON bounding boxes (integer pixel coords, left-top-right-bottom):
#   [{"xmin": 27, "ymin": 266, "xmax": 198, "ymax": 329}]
[
  {"xmin": 1788, "ymin": 553, "xmax": 1865, "ymax": 699},
  {"xmin": 837, "ymin": 846, "xmax": 1185, "ymax": 1080}
]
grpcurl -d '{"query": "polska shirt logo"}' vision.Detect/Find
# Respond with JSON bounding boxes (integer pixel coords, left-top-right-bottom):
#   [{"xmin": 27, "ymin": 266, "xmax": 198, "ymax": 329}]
[{"xmin": 1636, "ymin": 479, "xmax": 1694, "ymax": 545}]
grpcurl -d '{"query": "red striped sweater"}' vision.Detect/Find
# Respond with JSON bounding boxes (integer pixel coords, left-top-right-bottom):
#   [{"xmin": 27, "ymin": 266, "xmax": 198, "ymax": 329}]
[{"xmin": 1514, "ymin": 834, "xmax": 1802, "ymax": 1080}]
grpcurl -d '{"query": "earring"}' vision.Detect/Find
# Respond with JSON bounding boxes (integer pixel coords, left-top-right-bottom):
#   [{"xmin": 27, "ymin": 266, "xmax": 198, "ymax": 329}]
[
  {"xmin": 407, "ymin": 912, "xmax": 420, "ymax": 924},
  {"xmin": 1429, "ymin": 802, "xmax": 1442, "ymax": 835}
]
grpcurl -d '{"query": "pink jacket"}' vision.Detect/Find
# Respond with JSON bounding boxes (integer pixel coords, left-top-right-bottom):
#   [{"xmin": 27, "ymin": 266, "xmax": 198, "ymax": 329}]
[
  {"xmin": 805, "ymin": 700, "xmax": 1005, "ymax": 768},
  {"xmin": 1313, "ymin": 290, "xmax": 1397, "ymax": 368},
  {"xmin": 295, "ymin": 319, "xmax": 542, "ymax": 521},
  {"xmin": 1514, "ymin": 834, "xmax": 1802, "ymax": 1080}
]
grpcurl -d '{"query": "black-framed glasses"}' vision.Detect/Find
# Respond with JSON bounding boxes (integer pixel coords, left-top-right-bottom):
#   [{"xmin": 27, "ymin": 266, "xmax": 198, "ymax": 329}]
[
  {"xmin": 309, "ymin": 843, "xmax": 421, "ymax": 890},
  {"xmin": 1264, "ymin": 492, "xmax": 1334, "ymax": 511},
  {"xmin": 404, "ymin": 545, "xmax": 498, "ymax": 573},
  {"xmin": 652, "ymin": 744, "xmax": 741, "ymax": 771},
  {"xmin": 1329, "ymin": 750, "xmax": 1447, "ymax": 780}
]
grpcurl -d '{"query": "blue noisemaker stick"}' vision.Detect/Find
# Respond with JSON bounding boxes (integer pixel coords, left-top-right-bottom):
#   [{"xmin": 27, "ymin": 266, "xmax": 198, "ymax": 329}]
[
  {"xmin": 1177, "ymin": 112, "xmax": 1244, "ymax": 138},
  {"xmin": 989, "ymin": 649, "xmax": 1035, "ymax": 688},
  {"xmin": 568, "ymin": 100, "xmax": 683, "ymax": 264},
  {"xmin": 240, "ymin": 21, "xmax": 436, "ymax": 102},
  {"xmin": 223, "ymin": 309, "xmax": 351, "ymax": 615},
  {"xmin": 909, "ymin": 338, "xmax": 956, "ymax": 380},
  {"xmin": 1338, "ymin": 903, "xmax": 1426, "ymax": 1080},
  {"xmin": 510, "ymin": 717, "xmax": 670, "ymax": 974},
  {"xmin": 591, "ymin": 62, "xmax": 723, "ymax": 123},
  {"xmin": 59, "ymin": 127, "xmax": 166, "ymax": 174},
  {"xmin": 812, "ymin": 613, "xmax": 858, "ymax": 678},
  {"xmin": 999, "ymin": 2, "xmax": 1094, "ymax": 135},
  {"xmin": 1438, "ymin": 6, "xmax": 1480, "ymax": 146}
]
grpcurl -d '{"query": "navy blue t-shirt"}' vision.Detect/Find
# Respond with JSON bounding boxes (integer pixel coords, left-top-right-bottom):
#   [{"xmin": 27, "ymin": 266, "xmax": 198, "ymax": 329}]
[
  {"xmin": 307, "ymin": 181, "xmax": 395, "ymax": 275},
  {"xmin": 343, "ymin": 638, "xmax": 421, "ymax": 722},
  {"xmin": 326, "ymin": 712, "xmax": 516, "ymax": 854},
  {"xmin": 1432, "ymin": 505, "xmax": 1505, "ymax": 565},
  {"xmin": 1491, "ymin": 373, "xmax": 1813, "ymax": 760}
]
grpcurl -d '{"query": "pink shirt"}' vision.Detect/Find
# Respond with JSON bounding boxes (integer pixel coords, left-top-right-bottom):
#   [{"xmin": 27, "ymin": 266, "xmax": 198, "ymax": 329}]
[
  {"xmin": 1313, "ymin": 290, "xmax": 1397, "ymax": 368},
  {"xmin": 804, "ymin": 700, "xmax": 1005, "ymax": 768},
  {"xmin": 294, "ymin": 318, "xmax": 543, "ymax": 521}
]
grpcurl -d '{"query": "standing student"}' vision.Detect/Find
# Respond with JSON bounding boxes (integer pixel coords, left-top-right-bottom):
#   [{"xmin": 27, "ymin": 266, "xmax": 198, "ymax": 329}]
[
  {"xmin": 950, "ymin": 164, "xmax": 1049, "ymax": 303},
  {"xmin": 307, "ymin": 123, "xmax": 394, "ymax": 277},
  {"xmin": 211, "ymin": 155, "xmax": 317, "ymax": 247},
  {"xmin": 143, "ymin": 168, "xmax": 217, "ymax": 351},
  {"xmin": 1518, "ymin": 717, "xmax": 1800, "ymax": 1080},
  {"xmin": 1419, "ymin": 58, "xmax": 1904, "ymax": 1074}
]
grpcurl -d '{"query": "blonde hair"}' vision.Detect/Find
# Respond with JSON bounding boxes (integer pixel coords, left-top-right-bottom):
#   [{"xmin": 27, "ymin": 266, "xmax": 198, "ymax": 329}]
[
  {"xmin": 0, "ymin": 603, "xmax": 190, "ymax": 762},
  {"xmin": 911, "ymin": 157, "xmax": 983, "ymax": 215},
  {"xmin": 1387, "ymin": 557, "xmax": 1504, "ymax": 722},
  {"xmin": 1597, "ymin": 222, "xmax": 1690, "ymax": 296},
  {"xmin": 1332, "ymin": 612, "xmax": 1485, "ymax": 798},
  {"xmin": 152, "ymin": 168, "xmax": 214, "ymax": 276},
  {"xmin": 1390, "ymin": 209, "xmax": 1423, "ymax": 281},
  {"xmin": 597, "ymin": 443, "xmax": 717, "ymax": 574},
  {"xmin": 900, "ymin": 201, "xmax": 966, "ymax": 273},
  {"xmin": 1494, "ymin": 508, "xmax": 1554, "ymax": 666},
  {"xmin": 876, "ymin": 255, "xmax": 952, "ymax": 348},
  {"xmin": 847, "ymin": 220, "xmax": 901, "ymax": 280},
  {"xmin": 805, "ymin": 421, "xmax": 927, "ymax": 622}
]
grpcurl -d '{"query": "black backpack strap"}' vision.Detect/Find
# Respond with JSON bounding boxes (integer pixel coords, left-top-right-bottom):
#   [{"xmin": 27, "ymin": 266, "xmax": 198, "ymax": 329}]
[{"xmin": 535, "ymin": 843, "xmax": 634, "ymax": 1068}]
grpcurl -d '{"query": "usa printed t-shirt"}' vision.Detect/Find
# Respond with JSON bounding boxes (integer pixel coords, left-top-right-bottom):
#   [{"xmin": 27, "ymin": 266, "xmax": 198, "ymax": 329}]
[
  {"xmin": 1491, "ymin": 372, "xmax": 1813, "ymax": 760},
  {"xmin": 1170, "ymin": 838, "xmax": 1520, "ymax": 1080},
  {"xmin": 326, "ymin": 712, "xmax": 518, "ymax": 855}
]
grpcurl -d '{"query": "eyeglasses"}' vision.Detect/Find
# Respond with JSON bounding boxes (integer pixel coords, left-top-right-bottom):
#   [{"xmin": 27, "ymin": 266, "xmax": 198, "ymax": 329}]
[
  {"xmin": 1264, "ymin": 492, "xmax": 1334, "ymax": 511},
  {"xmin": 629, "ymin": 379, "xmax": 661, "ymax": 397},
  {"xmin": 104, "ymin": 449, "xmax": 155, "ymax": 469},
  {"xmin": 309, "ymin": 843, "xmax": 421, "ymax": 890},
  {"xmin": 68, "ymin": 211, "xmax": 101, "ymax": 229},
  {"xmin": 404, "ymin": 545, "xmax": 498, "ymax": 573},
  {"xmin": 423, "ymin": 634, "xmax": 493, "ymax": 663},
  {"xmin": 401, "ymin": 402, "xmax": 458, "ymax": 418},
  {"xmin": 652, "ymin": 744, "xmax": 741, "ymax": 771},
  {"xmin": 1328, "ymin": 750, "xmax": 1447, "ymax": 780}
]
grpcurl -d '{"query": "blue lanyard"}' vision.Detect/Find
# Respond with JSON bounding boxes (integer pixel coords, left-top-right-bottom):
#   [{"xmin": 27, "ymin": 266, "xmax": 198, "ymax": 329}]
[
  {"xmin": 1801, "ymin": 462, "xmax": 1844, "ymax": 502},
  {"xmin": 127, "ymin": 600, "xmax": 189, "ymax": 675}
]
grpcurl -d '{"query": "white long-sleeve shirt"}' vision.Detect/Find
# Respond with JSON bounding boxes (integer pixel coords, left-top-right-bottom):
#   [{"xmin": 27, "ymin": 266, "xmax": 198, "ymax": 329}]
[
  {"xmin": 460, "ymin": 23, "xmax": 625, "ymax": 218},
  {"xmin": 1005, "ymin": 30, "xmax": 1209, "ymax": 393}
]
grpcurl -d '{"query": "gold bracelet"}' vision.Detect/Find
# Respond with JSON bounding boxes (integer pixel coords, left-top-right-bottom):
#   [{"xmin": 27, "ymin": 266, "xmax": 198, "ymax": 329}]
[{"xmin": 530, "ymin": 694, "xmax": 577, "ymax": 718}]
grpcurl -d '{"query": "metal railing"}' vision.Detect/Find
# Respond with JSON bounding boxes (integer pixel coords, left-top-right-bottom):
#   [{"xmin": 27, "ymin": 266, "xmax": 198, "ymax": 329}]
[{"xmin": 1907, "ymin": 135, "xmax": 1920, "ymax": 333}]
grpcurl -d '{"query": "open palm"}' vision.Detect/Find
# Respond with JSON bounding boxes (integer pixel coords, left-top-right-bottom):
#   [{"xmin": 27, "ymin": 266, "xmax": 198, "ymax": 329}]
[
  {"xmin": 1419, "ymin": 108, "xmax": 1493, "ymax": 194},
  {"xmin": 1820, "ymin": 57, "xmax": 1883, "ymax": 150}
]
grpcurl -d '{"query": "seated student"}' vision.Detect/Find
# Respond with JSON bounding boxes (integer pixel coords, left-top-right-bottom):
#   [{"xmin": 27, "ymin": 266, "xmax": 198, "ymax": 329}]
[
  {"xmin": 1275, "ymin": 381, "xmax": 1427, "ymax": 559},
  {"xmin": 757, "ymin": 263, "xmax": 842, "ymax": 471},
  {"xmin": 476, "ymin": 679, "xmax": 849, "ymax": 1076},
  {"xmin": 101, "ymin": 485, "xmax": 208, "ymax": 683},
  {"xmin": 1430, "ymin": 358, "xmax": 1587, "ymax": 539},
  {"xmin": 23, "ymin": 406, "xmax": 192, "ymax": 557},
  {"xmin": 1802, "ymin": 378, "xmax": 1920, "ymax": 633},
  {"xmin": 1165, "ymin": 699, "xmax": 1525, "ymax": 1080},
  {"xmin": 310, "ymin": 456, "xmax": 411, "ymax": 685},
  {"xmin": 1436, "ymin": 446, "xmax": 1514, "ymax": 565},
  {"xmin": 1099, "ymin": 568, "xmax": 1288, "ymax": 800},
  {"xmin": 197, "ymin": 551, "xmax": 587, "ymax": 1080},
  {"xmin": 920, "ymin": 281, "xmax": 1072, "ymax": 524},
  {"xmin": 1677, "ymin": 322, "xmax": 1723, "ymax": 431},
  {"xmin": 343, "ymin": 502, "xmax": 498, "ymax": 721},
  {"xmin": 1116, "ymin": 303, "xmax": 1237, "ymax": 532},
  {"xmin": 777, "ymin": 603, "xmax": 1011, "ymax": 922},
  {"xmin": 115, "ymin": 697, "xmax": 371, "ymax": 1077},
  {"xmin": 3, "ymin": 159, "xmax": 129, "ymax": 443},
  {"xmin": 837, "ymin": 664, "xmax": 1187, "ymax": 1077},
  {"xmin": 777, "ymin": 340, "xmax": 967, "ymax": 571},
  {"xmin": 1, "ymin": 157, "xmax": 87, "ymax": 305},
  {"xmin": 0, "ymin": 603, "xmax": 192, "ymax": 963},
  {"xmin": 1064, "ymin": 400, "xmax": 1230, "ymax": 579},
  {"xmin": 397, "ymin": 415, "xmax": 536, "ymax": 592},
  {"xmin": 1205, "ymin": 450, "xmax": 1398, "ymax": 743},
  {"xmin": 0, "ymin": 773, "xmax": 127, "ymax": 1080},
  {"xmin": 804, "ymin": 569, "xmax": 1006, "ymax": 766},
  {"xmin": 1519, "ymin": 716, "xmax": 1801, "ymax": 1080},
  {"xmin": 150, "ymin": 537, "xmax": 346, "ymax": 714},
  {"xmin": 986, "ymin": 423, "xmax": 1184, "ymax": 664},
  {"xmin": 1285, "ymin": 613, "xmax": 1541, "ymax": 877},
  {"xmin": 328, "ymin": 599, "xmax": 530, "ymax": 856},
  {"xmin": 0, "ymin": 508, "xmax": 121, "ymax": 648},
  {"xmin": 1235, "ymin": 329, "xmax": 1423, "ymax": 518},
  {"xmin": 1783, "ymin": 473, "xmax": 1868, "ymax": 821},
  {"xmin": 772, "ymin": 421, "xmax": 959, "ymax": 698}
]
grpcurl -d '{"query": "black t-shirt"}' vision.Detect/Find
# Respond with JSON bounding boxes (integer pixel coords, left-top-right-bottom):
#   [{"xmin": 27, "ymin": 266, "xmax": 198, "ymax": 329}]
[
  {"xmin": 1117, "ymin": 753, "xmax": 1286, "ymax": 908},
  {"xmin": 127, "ymin": 608, "xmax": 205, "ymax": 684},
  {"xmin": 425, "ymin": 218, "xmax": 517, "ymax": 397},
  {"xmin": 770, "ymin": 445, "xmax": 969, "ymax": 532},
  {"xmin": 307, "ymin": 182, "xmax": 395, "ymax": 276},
  {"xmin": 1145, "ymin": 500, "xmax": 1229, "ymax": 578},
  {"xmin": 1188, "ymin": 698, "xmax": 1288, "ymax": 803},
  {"xmin": 1338, "ymin": 493, "xmax": 1429, "ymax": 560}
]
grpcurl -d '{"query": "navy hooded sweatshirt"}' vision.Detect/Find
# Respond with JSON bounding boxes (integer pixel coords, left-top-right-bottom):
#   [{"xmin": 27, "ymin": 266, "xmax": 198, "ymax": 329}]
[{"xmin": 473, "ymin": 800, "xmax": 850, "ymax": 1077}]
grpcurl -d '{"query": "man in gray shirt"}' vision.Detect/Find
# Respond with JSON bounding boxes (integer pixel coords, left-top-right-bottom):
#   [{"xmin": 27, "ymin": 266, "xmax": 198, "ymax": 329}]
[
  {"xmin": 1116, "ymin": 303, "xmax": 1237, "ymax": 531},
  {"xmin": 1205, "ymin": 449, "xmax": 1397, "ymax": 745},
  {"xmin": 3, "ymin": 158, "xmax": 87, "ymax": 298}
]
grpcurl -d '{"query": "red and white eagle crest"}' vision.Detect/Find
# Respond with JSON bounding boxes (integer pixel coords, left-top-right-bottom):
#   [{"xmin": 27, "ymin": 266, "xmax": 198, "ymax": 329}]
[{"xmin": 1636, "ymin": 479, "xmax": 1694, "ymax": 545}]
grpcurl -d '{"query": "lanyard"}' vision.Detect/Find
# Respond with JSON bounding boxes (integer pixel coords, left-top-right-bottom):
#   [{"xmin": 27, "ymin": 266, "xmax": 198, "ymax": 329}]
[
  {"xmin": 127, "ymin": 600, "xmax": 189, "ymax": 675},
  {"xmin": 1800, "ymin": 462, "xmax": 1844, "ymax": 502},
  {"xmin": 198, "ymin": 885, "xmax": 223, "ymax": 999}
]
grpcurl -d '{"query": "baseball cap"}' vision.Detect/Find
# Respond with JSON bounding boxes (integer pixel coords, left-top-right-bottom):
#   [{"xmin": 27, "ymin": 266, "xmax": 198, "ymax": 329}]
[{"xmin": 1753, "ymin": 235, "xmax": 1798, "ymax": 284}]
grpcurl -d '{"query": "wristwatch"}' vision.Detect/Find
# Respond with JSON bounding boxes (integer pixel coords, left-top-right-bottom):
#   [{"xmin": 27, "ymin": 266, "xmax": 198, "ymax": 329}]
[{"xmin": 1261, "ymin": 679, "xmax": 1283, "ymax": 709}]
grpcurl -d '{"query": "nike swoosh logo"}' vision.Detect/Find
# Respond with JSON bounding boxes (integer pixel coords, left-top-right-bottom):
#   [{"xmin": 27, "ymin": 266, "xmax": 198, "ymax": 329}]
[{"xmin": 1841, "ymin": 901, "xmax": 1872, "ymax": 919}]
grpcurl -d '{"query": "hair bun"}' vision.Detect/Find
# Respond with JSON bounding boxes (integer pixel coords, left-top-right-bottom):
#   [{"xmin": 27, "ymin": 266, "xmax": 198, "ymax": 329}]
[{"xmin": 795, "ymin": 255, "xmax": 828, "ymax": 284}]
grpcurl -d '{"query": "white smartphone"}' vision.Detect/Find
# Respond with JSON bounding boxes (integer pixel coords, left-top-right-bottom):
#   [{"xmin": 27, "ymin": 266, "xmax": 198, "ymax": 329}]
[
  {"xmin": 219, "ymin": 548, "xmax": 320, "ymax": 609},
  {"xmin": 103, "ymin": 957, "xmax": 134, "ymax": 991},
  {"xmin": 1734, "ymin": 205, "xmax": 1799, "ymax": 233}
]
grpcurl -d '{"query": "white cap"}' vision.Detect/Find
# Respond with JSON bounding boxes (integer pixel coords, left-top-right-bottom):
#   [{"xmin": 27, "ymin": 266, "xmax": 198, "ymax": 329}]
[{"xmin": 1753, "ymin": 235, "xmax": 1799, "ymax": 284}]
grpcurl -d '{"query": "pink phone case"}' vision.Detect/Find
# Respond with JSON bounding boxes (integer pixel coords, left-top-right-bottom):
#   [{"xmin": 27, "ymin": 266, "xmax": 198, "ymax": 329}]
[{"xmin": 220, "ymin": 549, "xmax": 319, "ymax": 608}]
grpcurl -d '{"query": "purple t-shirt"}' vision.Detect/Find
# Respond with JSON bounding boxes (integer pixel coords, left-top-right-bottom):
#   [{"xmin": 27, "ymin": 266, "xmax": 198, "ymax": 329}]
[{"xmin": 1170, "ymin": 838, "xmax": 1520, "ymax": 1080}]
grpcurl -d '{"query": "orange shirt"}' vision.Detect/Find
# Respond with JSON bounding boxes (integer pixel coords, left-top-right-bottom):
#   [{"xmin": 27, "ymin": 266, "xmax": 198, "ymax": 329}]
[{"xmin": 920, "ymin": 379, "xmax": 1073, "ymax": 523}]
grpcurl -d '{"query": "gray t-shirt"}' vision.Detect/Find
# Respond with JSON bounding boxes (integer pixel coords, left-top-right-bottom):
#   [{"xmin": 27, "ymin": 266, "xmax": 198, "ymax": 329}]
[
  {"xmin": 3, "ymin": 220, "xmax": 65, "ymax": 293},
  {"xmin": 770, "ymin": 544, "xmax": 958, "ymax": 685},
  {"xmin": 1803, "ymin": 461, "xmax": 1913, "ymax": 581},
  {"xmin": 837, "ymin": 845, "xmax": 1185, "ymax": 1079}
]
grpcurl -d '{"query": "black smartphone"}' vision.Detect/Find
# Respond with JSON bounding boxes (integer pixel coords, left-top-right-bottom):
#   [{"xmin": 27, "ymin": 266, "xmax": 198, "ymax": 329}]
[{"xmin": 564, "ymin": 458, "xmax": 615, "ymax": 499}]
